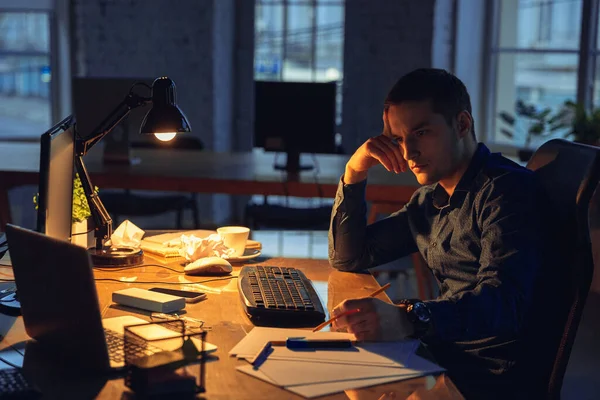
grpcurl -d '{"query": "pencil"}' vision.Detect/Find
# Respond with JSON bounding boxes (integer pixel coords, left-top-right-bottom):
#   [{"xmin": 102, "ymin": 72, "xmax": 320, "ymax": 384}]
[
  {"xmin": 312, "ymin": 282, "xmax": 395, "ymax": 332},
  {"xmin": 368, "ymin": 282, "xmax": 391, "ymax": 297}
]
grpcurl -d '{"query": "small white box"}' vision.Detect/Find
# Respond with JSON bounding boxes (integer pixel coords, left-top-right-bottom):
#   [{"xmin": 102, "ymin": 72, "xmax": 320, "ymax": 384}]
[{"xmin": 112, "ymin": 288, "xmax": 186, "ymax": 313}]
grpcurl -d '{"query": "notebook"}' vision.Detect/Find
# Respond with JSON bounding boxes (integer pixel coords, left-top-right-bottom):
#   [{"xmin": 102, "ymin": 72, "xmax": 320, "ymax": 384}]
[{"xmin": 5, "ymin": 224, "xmax": 215, "ymax": 373}]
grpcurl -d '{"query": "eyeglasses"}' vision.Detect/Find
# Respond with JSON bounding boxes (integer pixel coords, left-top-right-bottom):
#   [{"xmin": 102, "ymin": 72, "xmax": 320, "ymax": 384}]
[{"xmin": 150, "ymin": 312, "xmax": 211, "ymax": 334}]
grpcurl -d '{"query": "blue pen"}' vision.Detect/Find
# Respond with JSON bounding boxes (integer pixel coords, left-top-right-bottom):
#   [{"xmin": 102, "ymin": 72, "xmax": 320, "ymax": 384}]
[
  {"xmin": 284, "ymin": 338, "xmax": 353, "ymax": 349},
  {"xmin": 250, "ymin": 341, "xmax": 273, "ymax": 368}
]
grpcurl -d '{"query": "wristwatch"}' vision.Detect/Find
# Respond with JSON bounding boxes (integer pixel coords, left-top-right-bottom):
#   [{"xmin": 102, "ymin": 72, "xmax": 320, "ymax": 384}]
[{"xmin": 400, "ymin": 299, "xmax": 432, "ymax": 338}]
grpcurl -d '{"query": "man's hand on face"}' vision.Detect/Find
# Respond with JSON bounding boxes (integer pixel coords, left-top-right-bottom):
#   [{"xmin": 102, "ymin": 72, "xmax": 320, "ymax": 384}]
[
  {"xmin": 344, "ymin": 110, "xmax": 408, "ymax": 184},
  {"xmin": 331, "ymin": 297, "xmax": 414, "ymax": 341}
]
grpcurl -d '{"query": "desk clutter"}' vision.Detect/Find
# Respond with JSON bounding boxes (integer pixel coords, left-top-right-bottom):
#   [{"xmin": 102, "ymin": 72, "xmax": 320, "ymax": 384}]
[
  {"xmin": 1, "ymin": 223, "xmax": 450, "ymax": 398},
  {"xmin": 230, "ymin": 327, "xmax": 445, "ymax": 398},
  {"xmin": 139, "ymin": 228, "xmax": 262, "ymax": 264}
]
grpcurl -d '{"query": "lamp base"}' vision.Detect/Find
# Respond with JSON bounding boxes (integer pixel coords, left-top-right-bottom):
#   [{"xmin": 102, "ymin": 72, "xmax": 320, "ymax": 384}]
[
  {"xmin": 0, "ymin": 287, "xmax": 21, "ymax": 316},
  {"xmin": 89, "ymin": 246, "xmax": 144, "ymax": 267}
]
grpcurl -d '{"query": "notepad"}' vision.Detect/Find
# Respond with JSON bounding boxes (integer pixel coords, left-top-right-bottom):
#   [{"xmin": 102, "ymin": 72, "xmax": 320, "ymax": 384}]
[{"xmin": 140, "ymin": 240, "xmax": 183, "ymax": 258}]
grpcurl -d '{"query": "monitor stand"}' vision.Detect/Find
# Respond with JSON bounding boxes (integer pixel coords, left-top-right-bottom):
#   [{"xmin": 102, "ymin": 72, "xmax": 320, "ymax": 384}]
[{"xmin": 273, "ymin": 150, "xmax": 314, "ymax": 174}]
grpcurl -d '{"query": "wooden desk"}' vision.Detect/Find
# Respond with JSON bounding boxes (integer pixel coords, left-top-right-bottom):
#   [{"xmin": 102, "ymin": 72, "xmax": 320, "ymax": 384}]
[
  {"xmin": 0, "ymin": 255, "xmax": 462, "ymax": 399},
  {"xmin": 0, "ymin": 143, "xmax": 419, "ymax": 228}
]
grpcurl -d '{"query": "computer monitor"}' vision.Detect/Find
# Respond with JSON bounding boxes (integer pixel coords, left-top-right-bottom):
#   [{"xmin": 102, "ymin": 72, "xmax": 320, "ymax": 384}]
[
  {"xmin": 254, "ymin": 81, "xmax": 337, "ymax": 173},
  {"xmin": 36, "ymin": 115, "xmax": 76, "ymax": 242}
]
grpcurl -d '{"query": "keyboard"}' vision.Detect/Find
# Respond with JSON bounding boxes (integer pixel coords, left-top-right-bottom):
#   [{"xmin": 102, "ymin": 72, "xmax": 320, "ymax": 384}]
[
  {"xmin": 0, "ymin": 368, "xmax": 41, "ymax": 399},
  {"xmin": 238, "ymin": 266, "xmax": 326, "ymax": 327}
]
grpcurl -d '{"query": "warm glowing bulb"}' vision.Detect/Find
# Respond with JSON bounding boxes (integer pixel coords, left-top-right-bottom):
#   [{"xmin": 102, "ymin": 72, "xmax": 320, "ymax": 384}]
[{"xmin": 154, "ymin": 132, "xmax": 177, "ymax": 141}]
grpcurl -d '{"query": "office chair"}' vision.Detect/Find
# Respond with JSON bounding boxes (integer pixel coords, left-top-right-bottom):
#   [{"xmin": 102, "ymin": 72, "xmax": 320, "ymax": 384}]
[
  {"xmin": 100, "ymin": 136, "xmax": 203, "ymax": 229},
  {"xmin": 367, "ymin": 202, "xmax": 436, "ymax": 300},
  {"xmin": 244, "ymin": 197, "xmax": 332, "ymax": 230},
  {"xmin": 519, "ymin": 139, "xmax": 600, "ymax": 399}
]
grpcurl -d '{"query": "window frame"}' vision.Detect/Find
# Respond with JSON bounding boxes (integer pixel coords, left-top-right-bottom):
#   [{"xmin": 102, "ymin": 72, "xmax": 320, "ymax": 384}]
[
  {"xmin": 255, "ymin": 0, "xmax": 344, "ymax": 81},
  {"xmin": 484, "ymin": 0, "xmax": 599, "ymax": 154},
  {"xmin": 0, "ymin": 0, "xmax": 70, "ymax": 142}
]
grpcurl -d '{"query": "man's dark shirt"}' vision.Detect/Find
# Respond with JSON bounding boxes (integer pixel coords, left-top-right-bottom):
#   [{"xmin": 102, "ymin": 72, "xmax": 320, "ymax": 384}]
[{"xmin": 329, "ymin": 143, "xmax": 542, "ymax": 397}]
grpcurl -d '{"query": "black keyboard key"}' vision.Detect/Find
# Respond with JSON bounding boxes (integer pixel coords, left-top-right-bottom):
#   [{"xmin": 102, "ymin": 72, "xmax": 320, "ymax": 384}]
[{"xmin": 0, "ymin": 368, "xmax": 41, "ymax": 399}]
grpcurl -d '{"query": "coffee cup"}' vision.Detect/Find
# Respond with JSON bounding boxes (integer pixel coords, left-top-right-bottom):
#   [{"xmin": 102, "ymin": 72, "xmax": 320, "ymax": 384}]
[{"xmin": 217, "ymin": 226, "xmax": 250, "ymax": 257}]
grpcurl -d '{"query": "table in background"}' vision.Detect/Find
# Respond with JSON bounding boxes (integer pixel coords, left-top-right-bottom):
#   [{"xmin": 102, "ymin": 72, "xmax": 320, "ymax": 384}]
[
  {"xmin": 0, "ymin": 143, "xmax": 419, "ymax": 228},
  {"xmin": 0, "ymin": 253, "xmax": 462, "ymax": 399}
]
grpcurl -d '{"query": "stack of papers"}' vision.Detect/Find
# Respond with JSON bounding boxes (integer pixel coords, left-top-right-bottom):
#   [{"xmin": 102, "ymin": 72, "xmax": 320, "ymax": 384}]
[{"xmin": 231, "ymin": 327, "xmax": 445, "ymax": 398}]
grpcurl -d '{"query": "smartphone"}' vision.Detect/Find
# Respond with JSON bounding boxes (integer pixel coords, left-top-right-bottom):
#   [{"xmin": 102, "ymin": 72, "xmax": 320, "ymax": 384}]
[{"xmin": 149, "ymin": 287, "xmax": 207, "ymax": 303}]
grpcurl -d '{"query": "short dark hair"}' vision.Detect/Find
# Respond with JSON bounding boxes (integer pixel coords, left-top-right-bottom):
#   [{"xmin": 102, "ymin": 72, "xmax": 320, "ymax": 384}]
[{"xmin": 384, "ymin": 68, "xmax": 475, "ymax": 139}]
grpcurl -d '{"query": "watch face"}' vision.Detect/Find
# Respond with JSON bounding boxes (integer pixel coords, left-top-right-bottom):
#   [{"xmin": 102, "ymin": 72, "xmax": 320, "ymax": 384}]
[{"xmin": 413, "ymin": 302, "xmax": 431, "ymax": 323}]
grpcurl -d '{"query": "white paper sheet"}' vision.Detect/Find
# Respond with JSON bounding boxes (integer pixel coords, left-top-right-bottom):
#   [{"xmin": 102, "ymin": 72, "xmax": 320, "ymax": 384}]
[
  {"xmin": 236, "ymin": 364, "xmax": 427, "ymax": 399},
  {"xmin": 257, "ymin": 353, "xmax": 444, "ymax": 386},
  {"xmin": 286, "ymin": 373, "xmax": 425, "ymax": 399},
  {"xmin": 263, "ymin": 340, "xmax": 420, "ymax": 366},
  {"xmin": 229, "ymin": 327, "xmax": 355, "ymax": 358}
]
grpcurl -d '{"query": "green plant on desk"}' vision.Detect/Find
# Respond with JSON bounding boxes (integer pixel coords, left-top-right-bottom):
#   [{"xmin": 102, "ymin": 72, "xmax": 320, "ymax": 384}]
[{"xmin": 33, "ymin": 173, "xmax": 99, "ymax": 224}]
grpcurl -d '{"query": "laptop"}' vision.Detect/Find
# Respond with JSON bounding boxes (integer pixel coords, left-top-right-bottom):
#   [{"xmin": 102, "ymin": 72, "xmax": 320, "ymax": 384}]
[{"xmin": 5, "ymin": 224, "xmax": 214, "ymax": 373}]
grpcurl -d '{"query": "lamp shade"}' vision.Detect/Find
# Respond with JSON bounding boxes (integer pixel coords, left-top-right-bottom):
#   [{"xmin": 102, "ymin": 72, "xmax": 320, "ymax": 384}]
[{"xmin": 140, "ymin": 77, "xmax": 192, "ymax": 138}]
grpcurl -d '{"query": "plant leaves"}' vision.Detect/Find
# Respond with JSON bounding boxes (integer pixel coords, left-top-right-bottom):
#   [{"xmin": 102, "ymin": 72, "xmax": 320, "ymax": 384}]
[
  {"xmin": 500, "ymin": 128, "xmax": 514, "ymax": 138},
  {"xmin": 529, "ymin": 122, "xmax": 545, "ymax": 136},
  {"xmin": 498, "ymin": 111, "xmax": 515, "ymax": 125}
]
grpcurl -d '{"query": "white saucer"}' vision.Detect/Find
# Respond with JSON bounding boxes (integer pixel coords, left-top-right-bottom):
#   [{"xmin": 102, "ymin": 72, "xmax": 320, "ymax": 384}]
[{"xmin": 227, "ymin": 249, "xmax": 262, "ymax": 263}]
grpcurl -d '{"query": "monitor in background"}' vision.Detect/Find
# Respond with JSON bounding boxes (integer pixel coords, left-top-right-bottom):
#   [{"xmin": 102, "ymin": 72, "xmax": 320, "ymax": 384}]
[
  {"xmin": 72, "ymin": 77, "xmax": 154, "ymax": 163},
  {"xmin": 254, "ymin": 81, "xmax": 337, "ymax": 173},
  {"xmin": 36, "ymin": 115, "xmax": 76, "ymax": 242}
]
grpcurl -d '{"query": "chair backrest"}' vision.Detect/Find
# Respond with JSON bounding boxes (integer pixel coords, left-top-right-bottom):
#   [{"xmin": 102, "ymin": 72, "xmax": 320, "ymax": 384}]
[{"xmin": 524, "ymin": 139, "xmax": 600, "ymax": 398}]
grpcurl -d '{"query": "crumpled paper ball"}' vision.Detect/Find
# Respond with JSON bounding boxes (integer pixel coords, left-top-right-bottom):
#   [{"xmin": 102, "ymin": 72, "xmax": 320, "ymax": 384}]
[{"xmin": 178, "ymin": 233, "xmax": 235, "ymax": 261}]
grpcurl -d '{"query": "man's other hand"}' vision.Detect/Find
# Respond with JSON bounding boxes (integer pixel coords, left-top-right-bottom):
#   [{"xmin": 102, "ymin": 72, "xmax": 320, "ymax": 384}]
[{"xmin": 331, "ymin": 297, "xmax": 414, "ymax": 341}]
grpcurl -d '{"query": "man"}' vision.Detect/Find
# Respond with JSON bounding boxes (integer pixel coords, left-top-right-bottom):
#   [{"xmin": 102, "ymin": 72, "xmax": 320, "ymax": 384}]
[{"xmin": 328, "ymin": 68, "xmax": 542, "ymax": 398}]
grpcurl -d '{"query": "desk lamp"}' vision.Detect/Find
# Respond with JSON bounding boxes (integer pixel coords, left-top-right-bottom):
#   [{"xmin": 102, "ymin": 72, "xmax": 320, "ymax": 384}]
[{"xmin": 75, "ymin": 77, "xmax": 191, "ymax": 266}]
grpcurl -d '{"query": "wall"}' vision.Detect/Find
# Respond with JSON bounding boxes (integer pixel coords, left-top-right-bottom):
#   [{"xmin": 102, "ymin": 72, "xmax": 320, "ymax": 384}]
[
  {"xmin": 73, "ymin": 0, "xmax": 215, "ymax": 143},
  {"xmin": 71, "ymin": 0, "xmax": 240, "ymax": 226},
  {"xmin": 341, "ymin": 0, "xmax": 436, "ymax": 152}
]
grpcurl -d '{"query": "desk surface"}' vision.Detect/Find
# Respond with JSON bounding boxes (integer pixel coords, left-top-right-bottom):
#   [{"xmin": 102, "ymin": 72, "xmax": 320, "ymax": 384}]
[
  {"xmin": 0, "ymin": 142, "xmax": 419, "ymax": 201},
  {"xmin": 0, "ymin": 253, "xmax": 463, "ymax": 399}
]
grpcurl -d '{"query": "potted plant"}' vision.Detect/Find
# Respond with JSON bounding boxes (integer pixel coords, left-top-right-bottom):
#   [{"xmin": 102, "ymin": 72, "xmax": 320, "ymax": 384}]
[
  {"xmin": 498, "ymin": 100, "xmax": 570, "ymax": 162},
  {"xmin": 33, "ymin": 173, "xmax": 98, "ymax": 247},
  {"xmin": 561, "ymin": 101, "xmax": 600, "ymax": 146}
]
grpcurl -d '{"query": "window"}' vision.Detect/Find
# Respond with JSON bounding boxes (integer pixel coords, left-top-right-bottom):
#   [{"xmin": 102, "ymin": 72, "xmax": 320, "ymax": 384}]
[
  {"xmin": 488, "ymin": 0, "xmax": 588, "ymax": 149},
  {"xmin": 254, "ymin": 0, "xmax": 345, "ymax": 124},
  {"xmin": 0, "ymin": 8, "xmax": 52, "ymax": 140}
]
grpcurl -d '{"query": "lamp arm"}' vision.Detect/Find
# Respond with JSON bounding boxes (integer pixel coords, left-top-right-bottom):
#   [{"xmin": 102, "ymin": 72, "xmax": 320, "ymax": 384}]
[
  {"xmin": 73, "ymin": 90, "xmax": 149, "ymax": 250},
  {"xmin": 76, "ymin": 91, "xmax": 151, "ymax": 156},
  {"xmin": 74, "ymin": 156, "xmax": 112, "ymax": 250}
]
